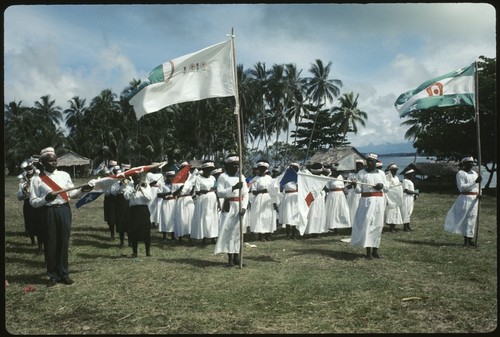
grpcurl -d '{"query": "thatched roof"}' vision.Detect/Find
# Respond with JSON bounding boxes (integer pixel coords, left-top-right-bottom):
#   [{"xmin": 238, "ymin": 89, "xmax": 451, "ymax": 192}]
[
  {"xmin": 306, "ymin": 146, "xmax": 365, "ymax": 170},
  {"xmin": 57, "ymin": 151, "xmax": 91, "ymax": 167},
  {"xmin": 401, "ymin": 162, "xmax": 460, "ymax": 177}
]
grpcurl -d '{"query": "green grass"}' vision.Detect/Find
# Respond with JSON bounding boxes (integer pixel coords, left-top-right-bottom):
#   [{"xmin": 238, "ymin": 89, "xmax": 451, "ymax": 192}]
[{"xmin": 3, "ymin": 176, "xmax": 497, "ymax": 334}]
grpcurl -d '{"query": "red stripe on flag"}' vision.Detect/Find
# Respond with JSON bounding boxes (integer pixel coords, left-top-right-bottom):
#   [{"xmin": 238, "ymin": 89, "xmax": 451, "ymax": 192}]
[
  {"xmin": 305, "ymin": 192, "xmax": 315, "ymax": 207},
  {"xmin": 172, "ymin": 165, "xmax": 191, "ymax": 184}
]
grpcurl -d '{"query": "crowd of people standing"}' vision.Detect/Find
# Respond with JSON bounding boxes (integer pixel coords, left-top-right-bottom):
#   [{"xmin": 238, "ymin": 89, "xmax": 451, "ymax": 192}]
[{"xmin": 16, "ymin": 147, "xmax": 481, "ymax": 284}]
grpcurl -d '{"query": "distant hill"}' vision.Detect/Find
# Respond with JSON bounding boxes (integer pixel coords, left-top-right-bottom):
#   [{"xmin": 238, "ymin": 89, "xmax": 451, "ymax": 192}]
[{"xmin": 356, "ymin": 142, "xmax": 416, "ymax": 155}]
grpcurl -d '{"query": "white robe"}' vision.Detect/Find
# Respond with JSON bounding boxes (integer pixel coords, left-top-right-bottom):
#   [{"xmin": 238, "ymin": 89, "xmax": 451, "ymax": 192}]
[
  {"xmin": 384, "ymin": 172, "xmax": 403, "ymax": 225},
  {"xmin": 346, "ymin": 172, "xmax": 361, "ymax": 225},
  {"xmin": 444, "ymin": 169, "xmax": 479, "ymax": 237},
  {"xmin": 401, "ymin": 178, "xmax": 415, "ymax": 224},
  {"xmin": 249, "ymin": 175, "xmax": 276, "ymax": 234},
  {"xmin": 324, "ymin": 175, "xmax": 351, "ymax": 229},
  {"xmin": 158, "ymin": 182, "xmax": 175, "ymax": 233},
  {"xmin": 350, "ymin": 169, "xmax": 388, "ymax": 248},
  {"xmin": 214, "ymin": 173, "xmax": 249, "ymax": 254},
  {"xmin": 279, "ymin": 181, "xmax": 299, "ymax": 226},
  {"xmin": 191, "ymin": 175, "xmax": 219, "ymax": 239},
  {"xmin": 146, "ymin": 171, "xmax": 163, "ymax": 224},
  {"xmin": 173, "ymin": 180, "xmax": 194, "ymax": 237}
]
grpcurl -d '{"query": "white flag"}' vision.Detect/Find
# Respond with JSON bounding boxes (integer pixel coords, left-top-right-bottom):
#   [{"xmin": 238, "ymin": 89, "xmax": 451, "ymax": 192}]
[
  {"xmin": 297, "ymin": 172, "xmax": 333, "ymax": 236},
  {"xmin": 128, "ymin": 40, "xmax": 235, "ymax": 120}
]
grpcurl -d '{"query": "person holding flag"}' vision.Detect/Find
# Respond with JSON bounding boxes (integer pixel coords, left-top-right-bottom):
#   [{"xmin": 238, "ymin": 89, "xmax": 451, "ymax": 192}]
[
  {"xmin": 172, "ymin": 161, "xmax": 195, "ymax": 243},
  {"xmin": 303, "ymin": 162, "xmax": 327, "ymax": 237},
  {"xmin": 384, "ymin": 163, "xmax": 404, "ymax": 233},
  {"xmin": 146, "ymin": 164, "xmax": 164, "ymax": 229},
  {"xmin": 346, "ymin": 159, "xmax": 365, "ymax": 226},
  {"xmin": 444, "ymin": 156, "xmax": 481, "ymax": 247},
  {"xmin": 29, "ymin": 147, "xmax": 93, "ymax": 287},
  {"xmin": 248, "ymin": 159, "xmax": 276, "ymax": 242},
  {"xmin": 123, "ymin": 172, "xmax": 153, "ymax": 258},
  {"xmin": 324, "ymin": 163, "xmax": 351, "ymax": 234},
  {"xmin": 349, "ymin": 153, "xmax": 388, "ymax": 260},
  {"xmin": 279, "ymin": 162, "xmax": 300, "ymax": 239},
  {"xmin": 214, "ymin": 154, "xmax": 248, "ymax": 268}
]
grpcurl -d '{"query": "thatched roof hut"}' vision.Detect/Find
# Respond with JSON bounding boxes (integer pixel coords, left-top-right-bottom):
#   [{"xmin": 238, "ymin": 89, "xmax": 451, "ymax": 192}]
[
  {"xmin": 57, "ymin": 151, "xmax": 92, "ymax": 178},
  {"xmin": 306, "ymin": 146, "xmax": 365, "ymax": 171},
  {"xmin": 401, "ymin": 161, "xmax": 460, "ymax": 177}
]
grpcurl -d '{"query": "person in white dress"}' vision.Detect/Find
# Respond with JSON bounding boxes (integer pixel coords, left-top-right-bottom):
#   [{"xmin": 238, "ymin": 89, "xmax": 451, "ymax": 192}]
[
  {"xmin": 384, "ymin": 163, "xmax": 404, "ymax": 233},
  {"xmin": 304, "ymin": 162, "xmax": 327, "ymax": 237},
  {"xmin": 346, "ymin": 159, "xmax": 365, "ymax": 227},
  {"xmin": 444, "ymin": 156, "xmax": 482, "ymax": 247},
  {"xmin": 172, "ymin": 162, "xmax": 195, "ymax": 243},
  {"xmin": 157, "ymin": 170, "xmax": 176, "ymax": 242},
  {"xmin": 249, "ymin": 159, "xmax": 277, "ymax": 241},
  {"xmin": 324, "ymin": 164, "xmax": 351, "ymax": 233},
  {"xmin": 214, "ymin": 154, "xmax": 249, "ymax": 268},
  {"xmin": 349, "ymin": 153, "xmax": 388, "ymax": 259},
  {"xmin": 401, "ymin": 169, "xmax": 419, "ymax": 232},
  {"xmin": 280, "ymin": 163, "xmax": 300, "ymax": 239},
  {"xmin": 145, "ymin": 164, "xmax": 164, "ymax": 228},
  {"xmin": 192, "ymin": 160, "xmax": 219, "ymax": 244}
]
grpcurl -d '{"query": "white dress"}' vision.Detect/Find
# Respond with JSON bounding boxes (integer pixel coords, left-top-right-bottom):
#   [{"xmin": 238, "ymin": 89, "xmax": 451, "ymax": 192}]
[
  {"xmin": 191, "ymin": 175, "xmax": 219, "ymax": 239},
  {"xmin": 279, "ymin": 181, "xmax": 299, "ymax": 226},
  {"xmin": 346, "ymin": 172, "xmax": 361, "ymax": 225},
  {"xmin": 173, "ymin": 180, "xmax": 194, "ymax": 238},
  {"xmin": 146, "ymin": 171, "xmax": 163, "ymax": 224},
  {"xmin": 401, "ymin": 178, "xmax": 415, "ymax": 224},
  {"xmin": 214, "ymin": 173, "xmax": 249, "ymax": 254},
  {"xmin": 157, "ymin": 182, "xmax": 175, "ymax": 233},
  {"xmin": 444, "ymin": 169, "xmax": 479, "ymax": 237},
  {"xmin": 350, "ymin": 169, "xmax": 388, "ymax": 248},
  {"xmin": 324, "ymin": 175, "xmax": 351, "ymax": 229},
  {"xmin": 384, "ymin": 172, "xmax": 403, "ymax": 225},
  {"xmin": 248, "ymin": 175, "xmax": 276, "ymax": 234}
]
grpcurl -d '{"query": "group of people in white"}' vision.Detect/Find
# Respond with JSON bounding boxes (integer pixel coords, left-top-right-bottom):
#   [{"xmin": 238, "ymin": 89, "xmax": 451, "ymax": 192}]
[
  {"xmin": 17, "ymin": 148, "xmax": 481, "ymax": 278},
  {"xmin": 100, "ymin": 152, "xmax": 422, "ymax": 263}
]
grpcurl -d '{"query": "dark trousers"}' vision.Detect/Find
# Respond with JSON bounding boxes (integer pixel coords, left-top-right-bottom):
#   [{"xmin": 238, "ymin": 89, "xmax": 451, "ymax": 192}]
[{"xmin": 43, "ymin": 204, "xmax": 72, "ymax": 281}]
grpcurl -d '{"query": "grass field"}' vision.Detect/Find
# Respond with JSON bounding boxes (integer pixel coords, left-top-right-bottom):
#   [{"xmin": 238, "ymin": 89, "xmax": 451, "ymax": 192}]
[{"xmin": 3, "ymin": 176, "xmax": 497, "ymax": 334}]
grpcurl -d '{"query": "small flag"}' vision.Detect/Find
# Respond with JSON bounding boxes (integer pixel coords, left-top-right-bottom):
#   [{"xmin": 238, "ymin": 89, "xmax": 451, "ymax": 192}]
[
  {"xmin": 171, "ymin": 165, "xmax": 191, "ymax": 184},
  {"xmin": 128, "ymin": 40, "xmax": 235, "ymax": 120},
  {"xmin": 297, "ymin": 172, "xmax": 332, "ymax": 235},
  {"xmin": 76, "ymin": 191, "xmax": 104, "ymax": 209},
  {"xmin": 279, "ymin": 167, "xmax": 298, "ymax": 189},
  {"xmin": 395, "ymin": 63, "xmax": 475, "ymax": 117}
]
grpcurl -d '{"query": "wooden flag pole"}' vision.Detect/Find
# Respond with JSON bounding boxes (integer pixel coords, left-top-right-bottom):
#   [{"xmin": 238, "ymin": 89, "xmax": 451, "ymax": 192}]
[
  {"xmin": 473, "ymin": 61, "xmax": 482, "ymax": 248},
  {"xmin": 230, "ymin": 28, "xmax": 244, "ymax": 269}
]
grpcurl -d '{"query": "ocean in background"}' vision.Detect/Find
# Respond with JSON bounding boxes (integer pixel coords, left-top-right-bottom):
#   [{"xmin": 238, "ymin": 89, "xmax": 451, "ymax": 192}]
[{"xmin": 378, "ymin": 155, "xmax": 496, "ymax": 188}]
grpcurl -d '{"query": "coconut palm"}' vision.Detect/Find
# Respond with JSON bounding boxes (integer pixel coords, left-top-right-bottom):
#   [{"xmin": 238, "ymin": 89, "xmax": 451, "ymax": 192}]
[
  {"xmin": 330, "ymin": 92, "xmax": 367, "ymax": 144},
  {"xmin": 304, "ymin": 59, "xmax": 342, "ymax": 159},
  {"xmin": 33, "ymin": 95, "xmax": 63, "ymax": 129},
  {"xmin": 64, "ymin": 96, "xmax": 87, "ymax": 135}
]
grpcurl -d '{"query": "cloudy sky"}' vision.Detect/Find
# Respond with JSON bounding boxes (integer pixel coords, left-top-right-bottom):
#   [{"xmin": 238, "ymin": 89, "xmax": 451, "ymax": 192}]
[{"xmin": 3, "ymin": 3, "xmax": 496, "ymax": 152}]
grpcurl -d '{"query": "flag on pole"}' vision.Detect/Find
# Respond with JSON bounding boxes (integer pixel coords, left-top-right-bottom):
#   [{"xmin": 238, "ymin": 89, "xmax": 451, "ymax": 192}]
[
  {"xmin": 76, "ymin": 191, "xmax": 104, "ymax": 209},
  {"xmin": 279, "ymin": 167, "xmax": 298, "ymax": 189},
  {"xmin": 395, "ymin": 63, "xmax": 475, "ymax": 117},
  {"xmin": 297, "ymin": 172, "xmax": 333, "ymax": 235},
  {"xmin": 87, "ymin": 163, "xmax": 164, "ymax": 191},
  {"xmin": 128, "ymin": 40, "xmax": 235, "ymax": 120}
]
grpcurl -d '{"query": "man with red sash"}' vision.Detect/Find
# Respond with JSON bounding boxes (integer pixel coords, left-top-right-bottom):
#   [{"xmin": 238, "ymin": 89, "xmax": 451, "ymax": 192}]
[
  {"xmin": 29, "ymin": 147, "xmax": 93, "ymax": 287},
  {"xmin": 349, "ymin": 153, "xmax": 388, "ymax": 260}
]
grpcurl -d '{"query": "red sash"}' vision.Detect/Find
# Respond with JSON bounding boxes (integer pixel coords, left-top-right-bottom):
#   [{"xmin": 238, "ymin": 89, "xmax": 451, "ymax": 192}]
[{"xmin": 39, "ymin": 172, "xmax": 69, "ymax": 201}]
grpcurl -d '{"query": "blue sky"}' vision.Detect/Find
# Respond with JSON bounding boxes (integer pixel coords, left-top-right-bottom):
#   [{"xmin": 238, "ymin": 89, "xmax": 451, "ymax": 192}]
[{"xmin": 3, "ymin": 3, "xmax": 496, "ymax": 152}]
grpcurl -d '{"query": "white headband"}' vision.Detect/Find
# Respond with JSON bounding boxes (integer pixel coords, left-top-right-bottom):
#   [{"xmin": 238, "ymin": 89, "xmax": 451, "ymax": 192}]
[
  {"xmin": 211, "ymin": 168, "xmax": 223, "ymax": 174},
  {"xmin": 257, "ymin": 161, "xmax": 270, "ymax": 168},
  {"xmin": 366, "ymin": 153, "xmax": 378, "ymax": 160},
  {"xmin": 461, "ymin": 156, "xmax": 474, "ymax": 163},
  {"xmin": 225, "ymin": 156, "xmax": 239, "ymax": 163},
  {"xmin": 201, "ymin": 162, "xmax": 215, "ymax": 169}
]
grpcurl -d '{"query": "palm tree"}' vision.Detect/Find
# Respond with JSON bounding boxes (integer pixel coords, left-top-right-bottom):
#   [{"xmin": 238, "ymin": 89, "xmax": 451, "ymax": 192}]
[
  {"xmin": 330, "ymin": 92, "xmax": 367, "ymax": 144},
  {"xmin": 267, "ymin": 63, "xmax": 289, "ymax": 153},
  {"xmin": 304, "ymin": 59, "xmax": 342, "ymax": 160},
  {"xmin": 64, "ymin": 96, "xmax": 87, "ymax": 135},
  {"xmin": 33, "ymin": 95, "xmax": 63, "ymax": 128},
  {"xmin": 248, "ymin": 62, "xmax": 270, "ymax": 149},
  {"xmin": 283, "ymin": 63, "xmax": 309, "ymax": 146}
]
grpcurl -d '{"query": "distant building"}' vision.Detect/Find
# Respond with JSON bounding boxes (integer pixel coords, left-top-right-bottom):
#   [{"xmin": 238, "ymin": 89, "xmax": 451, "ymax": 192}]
[
  {"xmin": 306, "ymin": 146, "xmax": 365, "ymax": 172},
  {"xmin": 401, "ymin": 161, "xmax": 463, "ymax": 192},
  {"xmin": 57, "ymin": 150, "xmax": 92, "ymax": 178}
]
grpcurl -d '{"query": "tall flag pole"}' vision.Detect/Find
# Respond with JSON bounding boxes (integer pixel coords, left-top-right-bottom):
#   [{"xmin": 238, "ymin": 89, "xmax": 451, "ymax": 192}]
[
  {"xmin": 230, "ymin": 28, "xmax": 245, "ymax": 269},
  {"xmin": 473, "ymin": 61, "xmax": 482, "ymax": 248}
]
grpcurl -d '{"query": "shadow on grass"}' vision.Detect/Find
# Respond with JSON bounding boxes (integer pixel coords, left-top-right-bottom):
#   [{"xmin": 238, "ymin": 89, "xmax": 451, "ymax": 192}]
[
  {"xmin": 72, "ymin": 237, "xmax": 121, "ymax": 249},
  {"xmin": 394, "ymin": 238, "xmax": 459, "ymax": 247},
  {"xmin": 5, "ymin": 273, "xmax": 49, "ymax": 286},
  {"xmin": 158, "ymin": 257, "xmax": 223, "ymax": 268},
  {"xmin": 291, "ymin": 248, "xmax": 360, "ymax": 261}
]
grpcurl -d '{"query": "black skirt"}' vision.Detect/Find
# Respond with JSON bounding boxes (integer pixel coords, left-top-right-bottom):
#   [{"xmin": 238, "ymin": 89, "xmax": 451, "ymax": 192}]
[{"xmin": 128, "ymin": 205, "xmax": 151, "ymax": 242}]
